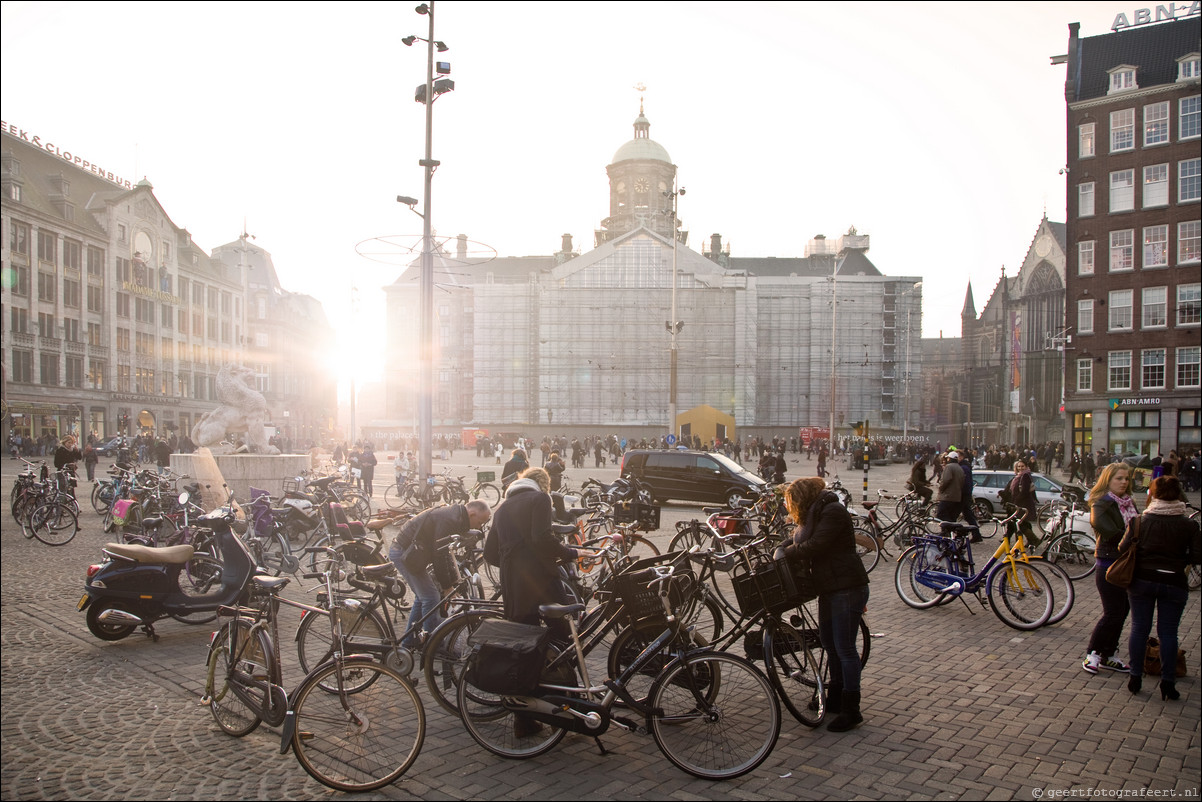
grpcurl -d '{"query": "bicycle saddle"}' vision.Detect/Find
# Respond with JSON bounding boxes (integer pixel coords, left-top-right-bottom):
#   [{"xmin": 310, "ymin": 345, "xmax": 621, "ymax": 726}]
[
  {"xmin": 539, "ymin": 602, "xmax": 586, "ymax": 619},
  {"xmin": 140, "ymin": 516, "xmax": 165, "ymax": 529},
  {"xmin": 359, "ymin": 563, "xmax": 398, "ymax": 580},
  {"xmin": 862, "ymin": 501, "xmax": 879, "ymax": 510},
  {"xmin": 939, "ymin": 521, "xmax": 979, "ymax": 535},
  {"xmin": 251, "ymin": 575, "xmax": 291, "ymax": 593}
]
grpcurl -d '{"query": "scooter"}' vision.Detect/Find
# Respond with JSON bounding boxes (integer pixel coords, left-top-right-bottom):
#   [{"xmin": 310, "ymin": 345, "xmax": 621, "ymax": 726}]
[{"xmin": 78, "ymin": 503, "xmax": 258, "ymax": 642}]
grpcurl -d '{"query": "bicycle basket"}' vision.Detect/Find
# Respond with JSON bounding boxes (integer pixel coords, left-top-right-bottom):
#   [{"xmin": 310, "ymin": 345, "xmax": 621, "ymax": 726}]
[
  {"xmin": 613, "ymin": 551, "xmax": 695, "ymax": 625},
  {"xmin": 613, "ymin": 501, "xmax": 661, "ymax": 531},
  {"xmin": 732, "ymin": 557, "xmax": 815, "ymax": 616},
  {"xmin": 476, "ymin": 470, "xmax": 495, "ymax": 484}
]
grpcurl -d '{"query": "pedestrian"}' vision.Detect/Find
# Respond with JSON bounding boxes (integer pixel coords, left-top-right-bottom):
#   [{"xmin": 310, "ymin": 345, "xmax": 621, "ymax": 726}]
[
  {"xmin": 780, "ymin": 476, "xmax": 870, "ymax": 732},
  {"xmin": 1082, "ymin": 462, "xmax": 1135, "ymax": 675},
  {"xmin": 935, "ymin": 451, "xmax": 964, "ymax": 523},
  {"xmin": 389, "ymin": 501, "xmax": 491, "ymax": 648},
  {"xmin": 154, "ymin": 438, "xmax": 171, "ymax": 475},
  {"xmin": 501, "ymin": 448, "xmax": 530, "ymax": 491},
  {"xmin": 82, "ymin": 438, "xmax": 99, "ymax": 482},
  {"xmin": 545, "ymin": 452, "xmax": 566, "ymax": 492},
  {"xmin": 908, "ymin": 455, "xmax": 933, "ymax": 504},
  {"xmin": 817, "ymin": 446, "xmax": 828, "ymax": 479},
  {"xmin": 1006, "ymin": 459, "xmax": 1038, "ymax": 547},
  {"xmin": 53, "ymin": 435, "xmax": 82, "ymax": 498},
  {"xmin": 1124, "ymin": 476, "xmax": 1200, "ymax": 699},
  {"xmin": 360, "ymin": 443, "xmax": 377, "ymax": 497}
]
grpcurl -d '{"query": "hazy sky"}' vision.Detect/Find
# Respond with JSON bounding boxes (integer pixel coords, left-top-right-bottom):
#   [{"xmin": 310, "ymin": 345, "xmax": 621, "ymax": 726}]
[{"xmin": 2, "ymin": 1, "xmax": 1126, "ymax": 384}]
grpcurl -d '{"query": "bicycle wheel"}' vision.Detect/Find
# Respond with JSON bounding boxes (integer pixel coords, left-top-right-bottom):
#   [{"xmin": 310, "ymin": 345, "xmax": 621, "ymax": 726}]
[
  {"xmin": 1187, "ymin": 564, "xmax": 1201, "ymax": 591},
  {"xmin": 422, "ymin": 609, "xmax": 503, "ymax": 716},
  {"xmin": 30, "ymin": 502, "xmax": 79, "ymax": 546},
  {"xmin": 171, "ymin": 555, "xmax": 224, "ymax": 624},
  {"xmin": 986, "ymin": 560, "xmax": 1053, "ymax": 630},
  {"xmin": 296, "ymin": 604, "xmax": 390, "ymax": 691},
  {"xmin": 383, "ymin": 483, "xmax": 406, "ymax": 510},
  {"xmin": 290, "ymin": 659, "xmax": 425, "ymax": 792},
  {"xmin": 1045, "ymin": 530, "xmax": 1097, "ymax": 581},
  {"xmin": 649, "ymin": 651, "xmax": 781, "ymax": 781},
  {"xmin": 624, "ymin": 533, "xmax": 661, "ymax": 560},
  {"xmin": 899, "ymin": 545, "xmax": 951, "ymax": 608},
  {"xmin": 668, "ymin": 521, "xmax": 709, "ymax": 554},
  {"xmin": 474, "ymin": 483, "xmax": 502, "ymax": 508},
  {"xmin": 206, "ymin": 618, "xmax": 270, "ymax": 737},
  {"xmin": 91, "ymin": 482, "xmax": 112, "ymax": 514},
  {"xmin": 258, "ymin": 531, "xmax": 295, "ymax": 576},
  {"xmin": 853, "ymin": 523, "xmax": 880, "ymax": 573},
  {"xmin": 1028, "ymin": 557, "xmax": 1074, "ymax": 626},
  {"xmin": 340, "ymin": 491, "xmax": 372, "ymax": 523},
  {"xmin": 764, "ymin": 619, "xmax": 825, "ymax": 727},
  {"xmin": 457, "ymin": 662, "xmax": 566, "ymax": 759},
  {"xmin": 607, "ymin": 623, "xmax": 697, "ymax": 707}
]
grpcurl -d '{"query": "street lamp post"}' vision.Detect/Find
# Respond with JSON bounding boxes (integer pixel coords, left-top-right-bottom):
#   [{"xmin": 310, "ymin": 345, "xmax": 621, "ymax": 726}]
[
  {"xmin": 900, "ymin": 282, "xmax": 922, "ymax": 443},
  {"xmin": 664, "ymin": 181, "xmax": 684, "ymax": 441}
]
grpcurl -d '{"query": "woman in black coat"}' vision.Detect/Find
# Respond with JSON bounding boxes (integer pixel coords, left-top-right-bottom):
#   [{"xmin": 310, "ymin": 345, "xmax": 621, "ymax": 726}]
[
  {"xmin": 484, "ymin": 467, "xmax": 576, "ymax": 642},
  {"xmin": 781, "ymin": 477, "xmax": 870, "ymax": 732}
]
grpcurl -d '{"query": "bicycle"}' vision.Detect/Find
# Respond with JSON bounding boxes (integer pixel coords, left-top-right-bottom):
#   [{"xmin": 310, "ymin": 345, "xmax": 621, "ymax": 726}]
[
  {"xmin": 852, "ymin": 489, "xmax": 937, "ymax": 573},
  {"xmin": 1037, "ymin": 500, "xmax": 1097, "ymax": 581},
  {"xmin": 441, "ymin": 467, "xmax": 503, "ymax": 508},
  {"xmin": 456, "ymin": 558, "xmax": 781, "ymax": 781},
  {"xmin": 203, "ymin": 543, "xmax": 425, "ymax": 792}
]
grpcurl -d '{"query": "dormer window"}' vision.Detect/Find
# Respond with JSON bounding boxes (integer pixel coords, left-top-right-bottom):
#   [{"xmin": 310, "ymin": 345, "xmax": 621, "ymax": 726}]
[
  {"xmin": 1179, "ymin": 54, "xmax": 1200, "ymax": 82},
  {"xmin": 1108, "ymin": 66, "xmax": 1137, "ymax": 94}
]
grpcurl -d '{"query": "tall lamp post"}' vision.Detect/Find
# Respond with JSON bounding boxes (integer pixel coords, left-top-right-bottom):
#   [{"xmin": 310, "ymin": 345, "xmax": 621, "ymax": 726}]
[
  {"xmin": 401, "ymin": 2, "xmax": 453, "ymax": 480},
  {"xmin": 900, "ymin": 281, "xmax": 922, "ymax": 442},
  {"xmin": 664, "ymin": 180, "xmax": 685, "ymax": 441}
]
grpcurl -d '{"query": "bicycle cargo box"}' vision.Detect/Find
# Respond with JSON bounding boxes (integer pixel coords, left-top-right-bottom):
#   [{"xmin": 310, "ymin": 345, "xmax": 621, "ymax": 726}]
[
  {"xmin": 110, "ymin": 499, "xmax": 137, "ymax": 526},
  {"xmin": 476, "ymin": 470, "xmax": 495, "ymax": 484},
  {"xmin": 614, "ymin": 501, "xmax": 661, "ymax": 531},
  {"xmin": 732, "ymin": 557, "xmax": 814, "ymax": 616},
  {"xmin": 465, "ymin": 619, "xmax": 551, "ymax": 696}
]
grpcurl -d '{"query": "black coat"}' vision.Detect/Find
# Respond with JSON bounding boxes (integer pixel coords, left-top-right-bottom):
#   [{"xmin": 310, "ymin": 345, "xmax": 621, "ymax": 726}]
[
  {"xmin": 1131, "ymin": 510, "xmax": 1201, "ymax": 588},
  {"xmin": 392, "ymin": 505, "xmax": 467, "ymax": 588},
  {"xmin": 484, "ymin": 483, "xmax": 575, "ymax": 625},
  {"xmin": 784, "ymin": 491, "xmax": 869, "ymax": 597},
  {"xmin": 1091, "ymin": 496, "xmax": 1130, "ymax": 560}
]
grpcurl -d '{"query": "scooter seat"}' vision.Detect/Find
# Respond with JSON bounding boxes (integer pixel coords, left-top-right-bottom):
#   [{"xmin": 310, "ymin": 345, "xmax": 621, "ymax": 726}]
[{"xmin": 102, "ymin": 542, "xmax": 195, "ymax": 565}]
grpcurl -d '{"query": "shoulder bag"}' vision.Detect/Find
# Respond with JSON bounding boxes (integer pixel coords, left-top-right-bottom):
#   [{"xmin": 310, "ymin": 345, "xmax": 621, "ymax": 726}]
[{"xmin": 1104, "ymin": 516, "xmax": 1140, "ymax": 588}]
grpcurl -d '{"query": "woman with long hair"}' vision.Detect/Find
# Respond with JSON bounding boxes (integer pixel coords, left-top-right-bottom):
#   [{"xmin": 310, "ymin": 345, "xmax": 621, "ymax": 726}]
[
  {"xmin": 781, "ymin": 477, "xmax": 870, "ymax": 732},
  {"xmin": 1081, "ymin": 462, "xmax": 1135, "ymax": 675},
  {"xmin": 1125, "ymin": 476, "xmax": 1199, "ymax": 699}
]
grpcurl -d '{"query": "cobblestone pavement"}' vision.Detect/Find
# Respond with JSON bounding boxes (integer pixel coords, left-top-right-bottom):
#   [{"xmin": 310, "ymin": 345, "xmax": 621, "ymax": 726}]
[{"xmin": 2, "ymin": 454, "xmax": 1198, "ymax": 800}]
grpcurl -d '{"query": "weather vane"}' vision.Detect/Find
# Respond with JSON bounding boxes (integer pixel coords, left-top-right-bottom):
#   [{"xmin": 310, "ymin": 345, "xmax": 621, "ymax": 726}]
[{"xmin": 634, "ymin": 82, "xmax": 646, "ymax": 113}]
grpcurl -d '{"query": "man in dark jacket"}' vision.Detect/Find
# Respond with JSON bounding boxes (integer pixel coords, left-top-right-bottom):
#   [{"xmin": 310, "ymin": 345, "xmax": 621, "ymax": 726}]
[
  {"xmin": 390, "ymin": 501, "xmax": 491, "ymax": 648},
  {"xmin": 501, "ymin": 449, "xmax": 530, "ymax": 491}
]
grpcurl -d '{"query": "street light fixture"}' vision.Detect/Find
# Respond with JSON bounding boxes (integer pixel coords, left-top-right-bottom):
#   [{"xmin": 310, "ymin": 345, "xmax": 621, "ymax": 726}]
[{"xmin": 664, "ymin": 181, "xmax": 685, "ymax": 440}]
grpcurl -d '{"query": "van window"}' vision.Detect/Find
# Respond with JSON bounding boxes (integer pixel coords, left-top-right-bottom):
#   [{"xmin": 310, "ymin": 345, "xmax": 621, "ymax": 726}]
[
  {"xmin": 695, "ymin": 457, "xmax": 720, "ymax": 473},
  {"xmin": 647, "ymin": 453, "xmax": 690, "ymax": 470}
]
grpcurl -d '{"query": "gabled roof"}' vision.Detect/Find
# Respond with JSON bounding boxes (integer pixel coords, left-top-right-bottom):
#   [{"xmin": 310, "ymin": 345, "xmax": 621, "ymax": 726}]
[
  {"xmin": 1072, "ymin": 17, "xmax": 1200, "ymax": 101},
  {"xmin": 549, "ymin": 226, "xmax": 726, "ymax": 286},
  {"xmin": 730, "ymin": 247, "xmax": 882, "ymax": 278}
]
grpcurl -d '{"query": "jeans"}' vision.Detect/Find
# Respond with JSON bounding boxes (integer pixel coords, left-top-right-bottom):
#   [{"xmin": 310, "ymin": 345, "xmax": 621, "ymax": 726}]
[
  {"xmin": 1086, "ymin": 559, "xmax": 1130, "ymax": 659},
  {"xmin": 1127, "ymin": 578, "xmax": 1188, "ymax": 681},
  {"xmin": 935, "ymin": 501, "xmax": 963, "ymax": 523},
  {"xmin": 818, "ymin": 584, "xmax": 869, "ymax": 692},
  {"xmin": 389, "ymin": 544, "xmax": 442, "ymax": 648}
]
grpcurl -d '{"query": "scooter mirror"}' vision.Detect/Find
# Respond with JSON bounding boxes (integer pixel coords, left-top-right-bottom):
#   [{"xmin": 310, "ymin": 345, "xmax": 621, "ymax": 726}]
[{"xmin": 178, "ymin": 491, "xmax": 190, "ymax": 505}]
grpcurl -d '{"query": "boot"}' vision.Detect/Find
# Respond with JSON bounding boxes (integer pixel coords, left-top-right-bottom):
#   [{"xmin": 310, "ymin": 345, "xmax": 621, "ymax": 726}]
[
  {"xmin": 1160, "ymin": 681, "xmax": 1180, "ymax": 701},
  {"xmin": 826, "ymin": 690, "xmax": 863, "ymax": 732},
  {"xmin": 824, "ymin": 683, "xmax": 843, "ymax": 715}
]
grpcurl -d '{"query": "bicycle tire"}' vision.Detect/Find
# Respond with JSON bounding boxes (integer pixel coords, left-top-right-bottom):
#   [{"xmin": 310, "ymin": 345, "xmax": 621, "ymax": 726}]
[
  {"xmin": 474, "ymin": 483, "xmax": 501, "ymax": 508},
  {"xmin": 206, "ymin": 618, "xmax": 270, "ymax": 737},
  {"xmin": 764, "ymin": 619, "xmax": 825, "ymax": 727},
  {"xmin": 91, "ymin": 482, "xmax": 111, "ymax": 514},
  {"xmin": 457, "ymin": 660, "xmax": 566, "ymax": 759},
  {"xmin": 986, "ymin": 560, "xmax": 1053, "ymax": 630},
  {"xmin": 383, "ymin": 483, "xmax": 407, "ymax": 510},
  {"xmin": 296, "ymin": 604, "xmax": 390, "ymax": 691},
  {"xmin": 257, "ymin": 530, "xmax": 295, "ymax": 577},
  {"xmin": 894, "ymin": 545, "xmax": 951, "ymax": 609},
  {"xmin": 853, "ymin": 523, "xmax": 881, "ymax": 573},
  {"xmin": 290, "ymin": 659, "xmax": 425, "ymax": 792},
  {"xmin": 1045, "ymin": 530, "xmax": 1097, "ymax": 581},
  {"xmin": 624, "ymin": 533, "xmax": 661, "ymax": 561},
  {"xmin": 1187, "ymin": 564, "xmax": 1201, "ymax": 591},
  {"xmin": 1026, "ymin": 557, "xmax": 1074, "ymax": 626},
  {"xmin": 30, "ymin": 502, "xmax": 79, "ymax": 546},
  {"xmin": 606, "ymin": 624, "xmax": 701, "ymax": 707},
  {"xmin": 340, "ymin": 491, "xmax": 372, "ymax": 523},
  {"xmin": 649, "ymin": 651, "xmax": 781, "ymax": 781},
  {"xmin": 421, "ymin": 608, "xmax": 504, "ymax": 716},
  {"xmin": 667, "ymin": 521, "xmax": 709, "ymax": 554}
]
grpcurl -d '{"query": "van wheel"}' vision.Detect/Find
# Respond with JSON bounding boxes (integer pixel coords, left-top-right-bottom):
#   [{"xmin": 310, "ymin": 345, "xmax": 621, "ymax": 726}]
[{"xmin": 726, "ymin": 491, "xmax": 749, "ymax": 509}]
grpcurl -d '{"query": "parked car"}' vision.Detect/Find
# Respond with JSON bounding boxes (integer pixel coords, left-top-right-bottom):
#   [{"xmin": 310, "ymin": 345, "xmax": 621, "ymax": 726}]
[
  {"xmin": 620, "ymin": 449, "xmax": 768, "ymax": 507},
  {"xmin": 93, "ymin": 436, "xmax": 126, "ymax": 458},
  {"xmin": 970, "ymin": 470, "xmax": 1084, "ymax": 518}
]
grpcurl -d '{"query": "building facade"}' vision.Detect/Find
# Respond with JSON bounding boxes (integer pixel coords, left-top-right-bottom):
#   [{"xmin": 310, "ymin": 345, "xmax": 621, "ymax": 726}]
[
  {"xmin": 1, "ymin": 127, "xmax": 333, "ymax": 449},
  {"xmin": 1060, "ymin": 16, "xmax": 1201, "ymax": 459},
  {"xmin": 383, "ymin": 109, "xmax": 923, "ymax": 440}
]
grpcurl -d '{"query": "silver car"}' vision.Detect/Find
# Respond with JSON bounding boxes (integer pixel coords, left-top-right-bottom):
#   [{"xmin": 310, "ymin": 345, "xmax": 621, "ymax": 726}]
[{"xmin": 970, "ymin": 470, "xmax": 1078, "ymax": 517}]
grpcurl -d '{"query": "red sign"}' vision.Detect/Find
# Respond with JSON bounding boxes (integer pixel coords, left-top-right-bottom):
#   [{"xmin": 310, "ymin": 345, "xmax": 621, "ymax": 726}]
[
  {"xmin": 798, "ymin": 427, "xmax": 830, "ymax": 445},
  {"xmin": 461, "ymin": 428, "xmax": 488, "ymax": 447}
]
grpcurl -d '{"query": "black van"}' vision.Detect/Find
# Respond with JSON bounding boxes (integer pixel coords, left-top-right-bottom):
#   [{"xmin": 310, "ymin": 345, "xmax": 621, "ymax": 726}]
[{"xmin": 620, "ymin": 449, "xmax": 767, "ymax": 507}]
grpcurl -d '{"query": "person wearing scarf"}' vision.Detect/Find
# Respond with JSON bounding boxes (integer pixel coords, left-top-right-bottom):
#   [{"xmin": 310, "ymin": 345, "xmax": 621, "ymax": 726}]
[
  {"xmin": 1125, "ymin": 476, "xmax": 1200, "ymax": 698},
  {"xmin": 1082, "ymin": 462, "xmax": 1136, "ymax": 675},
  {"xmin": 1006, "ymin": 460, "xmax": 1039, "ymax": 547},
  {"xmin": 781, "ymin": 477, "xmax": 870, "ymax": 732}
]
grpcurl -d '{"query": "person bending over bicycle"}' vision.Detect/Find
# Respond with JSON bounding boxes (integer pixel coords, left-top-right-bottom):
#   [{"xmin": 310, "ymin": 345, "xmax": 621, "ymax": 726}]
[{"xmin": 389, "ymin": 500, "xmax": 492, "ymax": 648}]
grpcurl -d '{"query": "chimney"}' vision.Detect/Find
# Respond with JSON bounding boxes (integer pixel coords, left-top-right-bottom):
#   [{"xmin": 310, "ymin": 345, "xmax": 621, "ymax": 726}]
[
  {"xmin": 710, "ymin": 233, "xmax": 722, "ymax": 256},
  {"xmin": 561, "ymin": 233, "xmax": 573, "ymax": 253},
  {"xmin": 456, "ymin": 234, "xmax": 468, "ymax": 260}
]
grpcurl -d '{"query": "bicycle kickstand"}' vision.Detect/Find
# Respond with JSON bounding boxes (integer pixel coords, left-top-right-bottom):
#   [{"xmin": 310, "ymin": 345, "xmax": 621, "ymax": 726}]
[{"xmin": 593, "ymin": 736, "xmax": 608, "ymax": 756}]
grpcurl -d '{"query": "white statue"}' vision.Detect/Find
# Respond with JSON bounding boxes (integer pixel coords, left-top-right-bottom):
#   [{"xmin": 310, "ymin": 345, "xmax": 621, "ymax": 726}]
[{"xmin": 190, "ymin": 364, "xmax": 280, "ymax": 455}]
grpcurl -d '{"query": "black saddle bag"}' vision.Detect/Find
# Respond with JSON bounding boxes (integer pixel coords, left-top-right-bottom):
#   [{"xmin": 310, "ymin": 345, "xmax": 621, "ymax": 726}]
[{"xmin": 465, "ymin": 619, "xmax": 551, "ymax": 696}]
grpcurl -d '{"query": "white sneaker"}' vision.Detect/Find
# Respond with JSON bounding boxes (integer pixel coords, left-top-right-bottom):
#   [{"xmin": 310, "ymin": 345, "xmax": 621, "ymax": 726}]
[
  {"xmin": 1082, "ymin": 651, "xmax": 1102, "ymax": 674},
  {"xmin": 1100, "ymin": 655, "xmax": 1130, "ymax": 672}
]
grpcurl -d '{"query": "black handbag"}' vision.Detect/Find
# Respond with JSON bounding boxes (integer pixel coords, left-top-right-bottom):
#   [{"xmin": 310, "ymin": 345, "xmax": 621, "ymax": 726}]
[{"xmin": 464, "ymin": 619, "xmax": 551, "ymax": 696}]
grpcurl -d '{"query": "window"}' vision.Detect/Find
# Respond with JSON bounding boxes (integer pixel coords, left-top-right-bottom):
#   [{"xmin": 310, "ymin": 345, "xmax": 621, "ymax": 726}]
[
  {"xmin": 86, "ymin": 245, "xmax": 104, "ymax": 276},
  {"xmin": 1077, "ymin": 360, "xmax": 1093, "ymax": 392},
  {"xmin": 1144, "ymin": 102, "xmax": 1169, "ymax": 146},
  {"xmin": 1078, "ymin": 122, "xmax": 1095, "ymax": 158},
  {"xmin": 40, "ymin": 353, "xmax": 59, "ymax": 386},
  {"xmin": 135, "ymin": 297, "xmax": 154, "ymax": 324},
  {"xmin": 1142, "ymin": 286, "xmax": 1167, "ymax": 328},
  {"xmin": 1108, "ymin": 351, "xmax": 1132, "ymax": 391},
  {"xmin": 1179, "ymin": 346, "xmax": 1201, "ymax": 388},
  {"xmin": 1182, "ymin": 96, "xmax": 1200, "ymax": 140},
  {"xmin": 1111, "ymin": 108, "xmax": 1135, "ymax": 152},
  {"xmin": 1180, "ymin": 159, "xmax": 1201, "ymax": 203},
  {"xmin": 1143, "ymin": 164, "xmax": 1168, "ymax": 207},
  {"xmin": 116, "ymin": 364, "xmax": 130, "ymax": 393},
  {"xmin": 1143, "ymin": 225, "xmax": 1168, "ymax": 268},
  {"xmin": 65, "ymin": 356, "xmax": 83, "ymax": 389},
  {"xmin": 38, "ymin": 272, "xmax": 56, "ymax": 303},
  {"xmin": 1110, "ymin": 170, "xmax": 1134, "ymax": 212},
  {"xmin": 87, "ymin": 322, "xmax": 101, "ymax": 346},
  {"xmin": 11, "ymin": 350, "xmax": 32, "ymax": 383},
  {"xmin": 1178, "ymin": 283, "xmax": 1201, "ymax": 326},
  {"xmin": 161, "ymin": 304, "xmax": 171, "ymax": 327},
  {"xmin": 1181, "ymin": 221, "xmax": 1201, "ymax": 263},
  {"xmin": 86, "ymin": 285, "xmax": 103, "ymax": 313},
  {"xmin": 115, "ymin": 257, "xmax": 130, "ymax": 283},
  {"xmin": 38, "ymin": 312, "xmax": 54, "ymax": 338},
  {"xmin": 115, "ymin": 292, "xmax": 130, "ymax": 318},
  {"xmin": 117, "ymin": 224, "xmax": 126, "ymax": 243},
  {"xmin": 1181, "ymin": 56, "xmax": 1201, "ymax": 82},
  {"xmin": 63, "ymin": 239, "xmax": 82, "ymax": 271},
  {"xmin": 1109, "ymin": 68, "xmax": 1136, "ymax": 94},
  {"xmin": 11, "ymin": 264, "xmax": 29, "ymax": 296},
  {"xmin": 10, "ymin": 306, "xmax": 28, "ymax": 334},
  {"xmin": 1109, "ymin": 289, "xmax": 1133, "ymax": 331},
  {"xmin": 1078, "ymin": 182, "xmax": 1095, "ymax": 217},
  {"xmin": 10, "ymin": 220, "xmax": 29, "ymax": 255},
  {"xmin": 62, "ymin": 317, "xmax": 80, "ymax": 343},
  {"xmin": 1077, "ymin": 299, "xmax": 1094, "ymax": 334},
  {"xmin": 115, "ymin": 327, "xmax": 130, "ymax": 352},
  {"xmin": 37, "ymin": 230, "xmax": 56, "ymax": 263},
  {"xmin": 1110, "ymin": 230, "xmax": 1134, "ymax": 272},
  {"xmin": 87, "ymin": 359, "xmax": 105, "ymax": 390},
  {"xmin": 1141, "ymin": 349, "xmax": 1166, "ymax": 389},
  {"xmin": 63, "ymin": 278, "xmax": 80, "ymax": 308}
]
